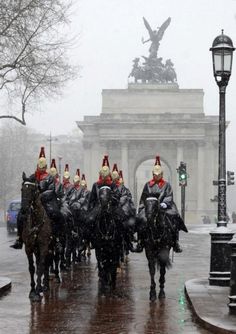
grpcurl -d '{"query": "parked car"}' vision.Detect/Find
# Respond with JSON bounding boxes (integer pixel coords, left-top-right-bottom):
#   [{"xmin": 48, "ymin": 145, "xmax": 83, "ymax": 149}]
[{"xmin": 6, "ymin": 200, "xmax": 21, "ymax": 233}]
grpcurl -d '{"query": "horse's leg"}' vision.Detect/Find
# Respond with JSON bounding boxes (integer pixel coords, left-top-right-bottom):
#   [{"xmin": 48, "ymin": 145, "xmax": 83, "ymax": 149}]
[
  {"xmin": 43, "ymin": 253, "xmax": 50, "ymax": 292},
  {"xmin": 158, "ymin": 263, "xmax": 166, "ymax": 299},
  {"xmin": 27, "ymin": 252, "xmax": 36, "ymax": 299},
  {"xmin": 35, "ymin": 248, "xmax": 48, "ymax": 299},
  {"xmin": 54, "ymin": 248, "xmax": 61, "ymax": 283},
  {"xmin": 60, "ymin": 235, "xmax": 66, "ymax": 271},
  {"xmin": 65, "ymin": 230, "xmax": 72, "ymax": 270},
  {"xmin": 148, "ymin": 254, "xmax": 157, "ymax": 302}
]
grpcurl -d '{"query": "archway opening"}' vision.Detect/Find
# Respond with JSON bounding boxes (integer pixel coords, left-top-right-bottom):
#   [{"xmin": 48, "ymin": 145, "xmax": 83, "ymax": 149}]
[{"xmin": 134, "ymin": 159, "xmax": 172, "ymax": 207}]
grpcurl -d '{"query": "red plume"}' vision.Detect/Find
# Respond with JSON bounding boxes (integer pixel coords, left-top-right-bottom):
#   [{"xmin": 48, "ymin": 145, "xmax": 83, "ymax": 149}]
[
  {"xmin": 39, "ymin": 147, "xmax": 46, "ymax": 158},
  {"xmin": 50, "ymin": 158, "xmax": 57, "ymax": 169},
  {"xmin": 155, "ymin": 155, "xmax": 161, "ymax": 166},
  {"xmin": 64, "ymin": 163, "xmax": 69, "ymax": 172},
  {"xmin": 76, "ymin": 169, "xmax": 80, "ymax": 177},
  {"xmin": 112, "ymin": 163, "xmax": 118, "ymax": 172}
]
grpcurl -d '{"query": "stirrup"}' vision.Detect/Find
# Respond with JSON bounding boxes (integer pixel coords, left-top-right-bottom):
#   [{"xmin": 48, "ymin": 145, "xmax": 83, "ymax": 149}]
[
  {"xmin": 173, "ymin": 242, "xmax": 182, "ymax": 253},
  {"xmin": 10, "ymin": 239, "xmax": 23, "ymax": 249}
]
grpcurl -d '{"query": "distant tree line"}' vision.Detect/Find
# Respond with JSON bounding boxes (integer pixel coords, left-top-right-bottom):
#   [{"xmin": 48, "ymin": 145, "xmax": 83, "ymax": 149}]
[{"xmin": 0, "ymin": 124, "xmax": 83, "ymax": 216}]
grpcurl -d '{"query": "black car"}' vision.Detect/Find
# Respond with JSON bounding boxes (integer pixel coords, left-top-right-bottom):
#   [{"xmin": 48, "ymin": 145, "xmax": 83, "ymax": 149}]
[{"xmin": 6, "ymin": 200, "xmax": 21, "ymax": 233}]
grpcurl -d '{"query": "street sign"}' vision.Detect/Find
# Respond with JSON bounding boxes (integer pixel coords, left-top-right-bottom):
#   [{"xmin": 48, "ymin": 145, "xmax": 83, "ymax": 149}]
[{"xmin": 227, "ymin": 171, "xmax": 235, "ymax": 185}]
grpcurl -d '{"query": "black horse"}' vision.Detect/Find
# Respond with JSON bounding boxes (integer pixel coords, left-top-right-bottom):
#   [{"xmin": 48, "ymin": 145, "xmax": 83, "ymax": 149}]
[
  {"xmin": 21, "ymin": 173, "xmax": 52, "ymax": 301},
  {"xmin": 87, "ymin": 186, "xmax": 123, "ymax": 294},
  {"xmin": 137, "ymin": 195, "xmax": 177, "ymax": 302}
]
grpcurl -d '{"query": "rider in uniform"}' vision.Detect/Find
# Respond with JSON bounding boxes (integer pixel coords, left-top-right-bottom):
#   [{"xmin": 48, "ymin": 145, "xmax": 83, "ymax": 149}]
[
  {"xmin": 136, "ymin": 156, "xmax": 187, "ymax": 253},
  {"xmin": 88, "ymin": 155, "xmax": 119, "ymax": 211}
]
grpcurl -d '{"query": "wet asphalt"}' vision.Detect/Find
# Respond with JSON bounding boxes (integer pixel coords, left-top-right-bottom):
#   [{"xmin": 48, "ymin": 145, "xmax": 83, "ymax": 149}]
[{"xmin": 0, "ymin": 225, "xmax": 215, "ymax": 334}]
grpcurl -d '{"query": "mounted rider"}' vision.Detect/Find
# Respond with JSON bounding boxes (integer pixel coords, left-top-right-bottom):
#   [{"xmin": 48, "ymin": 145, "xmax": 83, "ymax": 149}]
[
  {"xmin": 88, "ymin": 155, "xmax": 119, "ymax": 211},
  {"xmin": 10, "ymin": 147, "xmax": 55, "ymax": 249},
  {"xmin": 62, "ymin": 164, "xmax": 74, "ymax": 199},
  {"xmin": 49, "ymin": 158, "xmax": 64, "ymax": 199},
  {"xmin": 136, "ymin": 155, "xmax": 188, "ymax": 253}
]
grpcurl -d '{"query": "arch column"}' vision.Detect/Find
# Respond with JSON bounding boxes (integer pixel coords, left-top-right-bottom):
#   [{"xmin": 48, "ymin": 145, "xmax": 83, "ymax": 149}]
[
  {"xmin": 176, "ymin": 143, "xmax": 184, "ymax": 211},
  {"xmin": 121, "ymin": 142, "xmax": 129, "ymax": 188},
  {"xmin": 197, "ymin": 142, "xmax": 205, "ymax": 211},
  {"xmin": 83, "ymin": 141, "xmax": 92, "ymax": 189}
]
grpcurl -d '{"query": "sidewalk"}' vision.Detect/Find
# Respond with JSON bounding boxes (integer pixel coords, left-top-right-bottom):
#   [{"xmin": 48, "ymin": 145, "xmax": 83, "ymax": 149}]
[
  {"xmin": 185, "ymin": 278, "xmax": 236, "ymax": 334},
  {"xmin": 0, "ymin": 277, "xmax": 11, "ymax": 296}
]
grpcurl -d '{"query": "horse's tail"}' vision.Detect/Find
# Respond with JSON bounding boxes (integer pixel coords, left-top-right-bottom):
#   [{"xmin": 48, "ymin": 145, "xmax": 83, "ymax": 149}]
[{"xmin": 156, "ymin": 248, "xmax": 172, "ymax": 269}]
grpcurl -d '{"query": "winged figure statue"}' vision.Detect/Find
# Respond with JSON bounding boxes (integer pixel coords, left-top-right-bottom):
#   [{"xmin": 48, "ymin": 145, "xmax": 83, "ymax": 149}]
[{"xmin": 142, "ymin": 17, "xmax": 171, "ymax": 58}]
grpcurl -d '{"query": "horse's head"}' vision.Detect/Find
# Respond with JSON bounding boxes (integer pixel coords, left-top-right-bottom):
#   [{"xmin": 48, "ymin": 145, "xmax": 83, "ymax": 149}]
[
  {"xmin": 98, "ymin": 186, "xmax": 112, "ymax": 211},
  {"xmin": 145, "ymin": 195, "xmax": 160, "ymax": 222},
  {"xmin": 21, "ymin": 172, "xmax": 39, "ymax": 213}
]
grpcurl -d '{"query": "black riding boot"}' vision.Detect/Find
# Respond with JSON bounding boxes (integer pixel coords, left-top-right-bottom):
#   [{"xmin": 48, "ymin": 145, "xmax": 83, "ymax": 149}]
[
  {"xmin": 10, "ymin": 211, "xmax": 24, "ymax": 249},
  {"xmin": 173, "ymin": 231, "xmax": 182, "ymax": 253},
  {"xmin": 133, "ymin": 232, "xmax": 144, "ymax": 253}
]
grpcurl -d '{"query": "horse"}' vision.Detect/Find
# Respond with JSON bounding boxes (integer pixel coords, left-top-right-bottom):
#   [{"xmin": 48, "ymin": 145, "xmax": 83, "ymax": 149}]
[
  {"xmin": 87, "ymin": 186, "xmax": 123, "ymax": 294},
  {"xmin": 21, "ymin": 172, "xmax": 52, "ymax": 301},
  {"xmin": 137, "ymin": 195, "xmax": 177, "ymax": 302}
]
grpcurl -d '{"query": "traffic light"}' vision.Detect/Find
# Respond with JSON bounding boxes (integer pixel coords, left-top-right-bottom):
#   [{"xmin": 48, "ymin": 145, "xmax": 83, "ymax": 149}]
[
  {"xmin": 178, "ymin": 161, "xmax": 187, "ymax": 186},
  {"xmin": 227, "ymin": 171, "xmax": 235, "ymax": 186}
]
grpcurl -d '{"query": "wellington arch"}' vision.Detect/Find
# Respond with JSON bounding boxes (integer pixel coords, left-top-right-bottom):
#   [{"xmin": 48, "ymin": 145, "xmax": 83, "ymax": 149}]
[{"xmin": 77, "ymin": 83, "xmax": 219, "ymax": 223}]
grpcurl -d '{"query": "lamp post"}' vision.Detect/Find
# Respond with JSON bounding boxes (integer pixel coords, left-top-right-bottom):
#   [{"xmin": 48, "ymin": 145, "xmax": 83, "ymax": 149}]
[
  {"xmin": 209, "ymin": 30, "xmax": 235, "ymax": 286},
  {"xmin": 58, "ymin": 156, "xmax": 62, "ymax": 183}
]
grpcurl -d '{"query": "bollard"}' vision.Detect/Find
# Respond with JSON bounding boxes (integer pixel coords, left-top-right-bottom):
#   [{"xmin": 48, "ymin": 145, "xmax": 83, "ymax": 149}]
[
  {"xmin": 228, "ymin": 235, "xmax": 236, "ymax": 314},
  {"xmin": 209, "ymin": 227, "xmax": 234, "ymax": 286}
]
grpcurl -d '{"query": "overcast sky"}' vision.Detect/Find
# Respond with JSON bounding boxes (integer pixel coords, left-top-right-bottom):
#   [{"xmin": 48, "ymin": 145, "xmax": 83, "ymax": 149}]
[{"xmin": 23, "ymin": 0, "xmax": 236, "ymax": 167}]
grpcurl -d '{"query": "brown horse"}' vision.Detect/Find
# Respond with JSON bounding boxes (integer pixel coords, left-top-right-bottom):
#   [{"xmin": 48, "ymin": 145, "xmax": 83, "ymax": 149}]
[{"xmin": 21, "ymin": 173, "xmax": 52, "ymax": 302}]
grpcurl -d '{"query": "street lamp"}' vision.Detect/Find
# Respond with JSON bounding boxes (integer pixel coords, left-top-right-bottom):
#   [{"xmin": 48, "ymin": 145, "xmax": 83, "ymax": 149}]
[
  {"xmin": 209, "ymin": 30, "xmax": 235, "ymax": 286},
  {"xmin": 58, "ymin": 156, "xmax": 62, "ymax": 183}
]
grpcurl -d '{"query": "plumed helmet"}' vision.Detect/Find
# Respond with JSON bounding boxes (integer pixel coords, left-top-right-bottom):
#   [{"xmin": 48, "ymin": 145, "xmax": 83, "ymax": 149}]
[
  {"xmin": 99, "ymin": 155, "xmax": 110, "ymax": 178},
  {"xmin": 81, "ymin": 174, "xmax": 87, "ymax": 187},
  {"xmin": 111, "ymin": 163, "xmax": 119, "ymax": 181},
  {"xmin": 119, "ymin": 170, "xmax": 124, "ymax": 185},
  {"xmin": 152, "ymin": 164, "xmax": 163, "ymax": 176},
  {"xmin": 99, "ymin": 165, "xmax": 110, "ymax": 178},
  {"xmin": 152, "ymin": 155, "xmax": 163, "ymax": 176},
  {"xmin": 37, "ymin": 147, "xmax": 47, "ymax": 169},
  {"xmin": 49, "ymin": 158, "xmax": 57, "ymax": 177},
  {"xmin": 73, "ymin": 168, "xmax": 80, "ymax": 183},
  {"xmin": 63, "ymin": 164, "xmax": 70, "ymax": 179},
  {"xmin": 73, "ymin": 175, "xmax": 80, "ymax": 183}
]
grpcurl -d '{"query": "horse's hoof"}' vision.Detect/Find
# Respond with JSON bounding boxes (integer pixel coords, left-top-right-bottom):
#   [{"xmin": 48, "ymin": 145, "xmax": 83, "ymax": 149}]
[
  {"xmin": 34, "ymin": 295, "xmax": 42, "ymax": 302},
  {"xmin": 158, "ymin": 290, "xmax": 166, "ymax": 299},
  {"xmin": 37, "ymin": 286, "xmax": 43, "ymax": 294},
  {"xmin": 54, "ymin": 277, "xmax": 61, "ymax": 284},
  {"xmin": 43, "ymin": 285, "xmax": 49, "ymax": 292},
  {"xmin": 29, "ymin": 290, "xmax": 36, "ymax": 299},
  {"xmin": 149, "ymin": 290, "xmax": 157, "ymax": 302}
]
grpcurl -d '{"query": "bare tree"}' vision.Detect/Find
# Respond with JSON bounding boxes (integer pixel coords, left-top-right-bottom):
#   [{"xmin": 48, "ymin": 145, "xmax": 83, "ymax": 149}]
[{"xmin": 0, "ymin": 0, "xmax": 78, "ymax": 125}]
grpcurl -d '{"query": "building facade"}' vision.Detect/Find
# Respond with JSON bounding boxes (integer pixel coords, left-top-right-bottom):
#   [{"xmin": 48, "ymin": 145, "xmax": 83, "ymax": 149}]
[{"xmin": 77, "ymin": 83, "xmax": 218, "ymax": 223}]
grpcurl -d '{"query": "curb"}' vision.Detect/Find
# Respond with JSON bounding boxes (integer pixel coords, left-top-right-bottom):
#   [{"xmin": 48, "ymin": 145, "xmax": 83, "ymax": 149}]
[
  {"xmin": 185, "ymin": 278, "xmax": 236, "ymax": 334},
  {"xmin": 0, "ymin": 277, "xmax": 11, "ymax": 296}
]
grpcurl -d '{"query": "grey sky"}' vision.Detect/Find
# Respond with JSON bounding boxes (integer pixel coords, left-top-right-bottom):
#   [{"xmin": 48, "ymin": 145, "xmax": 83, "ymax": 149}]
[{"xmin": 25, "ymin": 0, "xmax": 236, "ymax": 167}]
